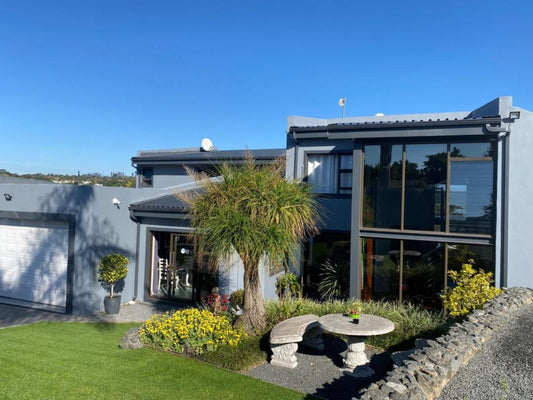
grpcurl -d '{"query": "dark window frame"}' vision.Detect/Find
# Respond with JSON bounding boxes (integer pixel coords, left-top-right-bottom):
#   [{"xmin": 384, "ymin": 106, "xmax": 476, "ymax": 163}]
[{"xmin": 305, "ymin": 152, "xmax": 353, "ymax": 196}]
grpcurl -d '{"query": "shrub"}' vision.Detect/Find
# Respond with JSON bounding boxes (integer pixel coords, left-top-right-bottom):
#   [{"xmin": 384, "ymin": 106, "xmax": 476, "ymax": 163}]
[
  {"xmin": 229, "ymin": 289, "xmax": 244, "ymax": 308},
  {"xmin": 441, "ymin": 261, "xmax": 502, "ymax": 318},
  {"xmin": 196, "ymin": 335, "xmax": 267, "ymax": 372},
  {"xmin": 139, "ymin": 308, "xmax": 245, "ymax": 354},
  {"xmin": 265, "ymin": 297, "xmax": 447, "ymax": 350},
  {"xmin": 275, "ymin": 273, "xmax": 302, "ymax": 299},
  {"xmin": 201, "ymin": 287, "xmax": 229, "ymax": 316},
  {"xmin": 317, "ymin": 260, "xmax": 349, "ymax": 300}
]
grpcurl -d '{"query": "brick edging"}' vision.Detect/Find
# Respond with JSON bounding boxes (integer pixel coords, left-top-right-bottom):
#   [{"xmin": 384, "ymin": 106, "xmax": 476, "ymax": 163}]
[{"xmin": 357, "ymin": 287, "xmax": 533, "ymax": 400}]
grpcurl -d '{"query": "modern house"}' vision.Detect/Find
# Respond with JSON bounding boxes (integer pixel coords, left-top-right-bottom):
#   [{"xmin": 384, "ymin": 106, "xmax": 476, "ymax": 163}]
[
  {"xmin": 286, "ymin": 96, "xmax": 533, "ymax": 307},
  {"xmin": 0, "ymin": 96, "xmax": 531, "ymax": 314},
  {"xmin": 0, "ymin": 148, "xmax": 283, "ymax": 314}
]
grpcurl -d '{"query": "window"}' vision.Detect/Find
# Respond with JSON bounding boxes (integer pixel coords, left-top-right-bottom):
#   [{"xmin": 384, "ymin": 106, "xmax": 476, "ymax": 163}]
[
  {"xmin": 307, "ymin": 154, "xmax": 352, "ymax": 194},
  {"xmin": 362, "ymin": 141, "xmax": 495, "ymax": 235},
  {"xmin": 141, "ymin": 167, "xmax": 153, "ymax": 187},
  {"xmin": 361, "ymin": 239, "xmax": 494, "ymax": 307}
]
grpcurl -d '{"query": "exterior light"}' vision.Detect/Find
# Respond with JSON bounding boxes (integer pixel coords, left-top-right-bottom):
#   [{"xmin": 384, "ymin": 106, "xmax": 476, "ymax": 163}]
[
  {"xmin": 4, "ymin": 193, "xmax": 12, "ymax": 201},
  {"xmin": 509, "ymin": 111, "xmax": 521, "ymax": 120}
]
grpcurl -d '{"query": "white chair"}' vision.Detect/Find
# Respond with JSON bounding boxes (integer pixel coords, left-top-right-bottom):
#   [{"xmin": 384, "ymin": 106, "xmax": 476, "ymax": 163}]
[{"xmin": 157, "ymin": 258, "xmax": 169, "ymax": 294}]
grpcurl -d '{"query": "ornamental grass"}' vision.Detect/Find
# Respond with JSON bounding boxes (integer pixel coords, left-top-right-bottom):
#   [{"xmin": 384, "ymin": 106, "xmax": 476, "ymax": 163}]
[{"xmin": 139, "ymin": 308, "xmax": 245, "ymax": 355}]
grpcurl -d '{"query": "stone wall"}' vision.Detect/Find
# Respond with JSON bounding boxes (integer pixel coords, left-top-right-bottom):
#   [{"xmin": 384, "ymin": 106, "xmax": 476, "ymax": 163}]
[{"xmin": 357, "ymin": 287, "xmax": 533, "ymax": 400}]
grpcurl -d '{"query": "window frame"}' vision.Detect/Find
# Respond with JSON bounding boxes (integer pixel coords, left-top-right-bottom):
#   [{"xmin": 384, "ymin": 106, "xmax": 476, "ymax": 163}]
[{"xmin": 304, "ymin": 152, "xmax": 353, "ymax": 196}]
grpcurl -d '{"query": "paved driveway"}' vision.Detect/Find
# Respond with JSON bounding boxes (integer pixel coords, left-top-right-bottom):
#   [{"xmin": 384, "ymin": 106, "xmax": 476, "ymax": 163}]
[{"xmin": 0, "ymin": 304, "xmax": 91, "ymax": 328}]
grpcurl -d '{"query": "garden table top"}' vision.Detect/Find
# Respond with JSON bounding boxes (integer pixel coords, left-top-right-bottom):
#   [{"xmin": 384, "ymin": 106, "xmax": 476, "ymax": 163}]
[{"xmin": 319, "ymin": 313, "xmax": 394, "ymax": 337}]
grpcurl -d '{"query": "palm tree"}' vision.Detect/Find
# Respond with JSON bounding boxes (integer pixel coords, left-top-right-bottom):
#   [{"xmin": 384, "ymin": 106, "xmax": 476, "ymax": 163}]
[{"xmin": 178, "ymin": 154, "xmax": 320, "ymax": 334}]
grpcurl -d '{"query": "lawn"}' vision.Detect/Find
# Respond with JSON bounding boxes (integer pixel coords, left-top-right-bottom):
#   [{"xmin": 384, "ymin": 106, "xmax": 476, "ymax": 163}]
[{"xmin": 0, "ymin": 322, "xmax": 309, "ymax": 400}]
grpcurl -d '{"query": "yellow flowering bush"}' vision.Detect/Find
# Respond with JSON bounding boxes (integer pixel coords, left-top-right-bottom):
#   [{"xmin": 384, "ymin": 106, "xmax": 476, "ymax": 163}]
[
  {"xmin": 139, "ymin": 308, "xmax": 245, "ymax": 354},
  {"xmin": 441, "ymin": 260, "xmax": 502, "ymax": 318}
]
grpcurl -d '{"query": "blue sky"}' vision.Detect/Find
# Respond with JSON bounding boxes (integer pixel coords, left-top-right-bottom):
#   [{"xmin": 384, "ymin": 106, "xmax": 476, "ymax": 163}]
[{"xmin": 1, "ymin": 1, "xmax": 532, "ymax": 175}]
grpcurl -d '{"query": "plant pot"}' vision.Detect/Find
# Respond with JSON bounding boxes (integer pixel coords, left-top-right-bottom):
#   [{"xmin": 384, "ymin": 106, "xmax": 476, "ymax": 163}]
[
  {"xmin": 104, "ymin": 295, "xmax": 121, "ymax": 314},
  {"xmin": 349, "ymin": 314, "xmax": 360, "ymax": 324}
]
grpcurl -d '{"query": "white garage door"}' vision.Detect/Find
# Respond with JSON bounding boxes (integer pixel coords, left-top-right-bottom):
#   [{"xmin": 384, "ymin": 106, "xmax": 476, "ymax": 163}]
[{"xmin": 0, "ymin": 219, "xmax": 69, "ymax": 311}]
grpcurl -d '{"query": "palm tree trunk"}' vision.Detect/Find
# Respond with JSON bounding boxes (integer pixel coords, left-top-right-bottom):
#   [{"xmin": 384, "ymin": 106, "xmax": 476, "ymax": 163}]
[{"xmin": 239, "ymin": 261, "xmax": 267, "ymax": 334}]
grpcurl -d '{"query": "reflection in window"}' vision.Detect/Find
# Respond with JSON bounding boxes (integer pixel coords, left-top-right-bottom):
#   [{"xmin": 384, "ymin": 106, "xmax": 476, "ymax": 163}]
[
  {"xmin": 307, "ymin": 154, "xmax": 352, "ymax": 194},
  {"xmin": 450, "ymin": 142, "xmax": 494, "ymax": 158},
  {"xmin": 361, "ymin": 238, "xmax": 400, "ymax": 302},
  {"xmin": 401, "ymin": 241, "xmax": 445, "ymax": 308},
  {"xmin": 447, "ymin": 243, "xmax": 494, "ymax": 275},
  {"xmin": 303, "ymin": 232, "xmax": 350, "ymax": 299},
  {"xmin": 404, "ymin": 144, "xmax": 447, "ymax": 231},
  {"xmin": 363, "ymin": 145, "xmax": 402, "ymax": 229},
  {"xmin": 141, "ymin": 167, "xmax": 153, "ymax": 187},
  {"xmin": 449, "ymin": 161, "xmax": 493, "ymax": 234}
]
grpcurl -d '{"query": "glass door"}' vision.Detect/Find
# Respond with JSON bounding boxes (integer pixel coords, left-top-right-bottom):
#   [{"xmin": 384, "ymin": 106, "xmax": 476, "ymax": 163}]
[{"xmin": 167, "ymin": 234, "xmax": 195, "ymax": 301}]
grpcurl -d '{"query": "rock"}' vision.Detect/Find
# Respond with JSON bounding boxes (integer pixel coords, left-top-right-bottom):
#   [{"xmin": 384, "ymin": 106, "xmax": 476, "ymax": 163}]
[{"xmin": 119, "ymin": 327, "xmax": 143, "ymax": 349}]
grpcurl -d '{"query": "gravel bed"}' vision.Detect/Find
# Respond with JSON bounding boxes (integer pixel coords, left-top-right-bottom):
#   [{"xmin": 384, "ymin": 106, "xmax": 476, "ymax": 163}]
[
  {"xmin": 244, "ymin": 335, "xmax": 394, "ymax": 400},
  {"xmin": 438, "ymin": 303, "xmax": 533, "ymax": 400}
]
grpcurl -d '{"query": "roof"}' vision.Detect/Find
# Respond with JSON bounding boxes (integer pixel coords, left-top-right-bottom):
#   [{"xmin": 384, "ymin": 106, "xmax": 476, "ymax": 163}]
[
  {"xmin": 132, "ymin": 148, "xmax": 285, "ymax": 165},
  {"xmin": 129, "ymin": 193, "xmax": 190, "ymax": 213},
  {"xmin": 289, "ymin": 116, "xmax": 502, "ymax": 133}
]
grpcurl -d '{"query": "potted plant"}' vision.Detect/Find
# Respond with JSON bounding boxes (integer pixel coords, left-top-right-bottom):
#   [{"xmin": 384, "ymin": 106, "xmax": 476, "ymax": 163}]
[
  {"xmin": 347, "ymin": 304, "xmax": 362, "ymax": 324},
  {"xmin": 97, "ymin": 254, "xmax": 129, "ymax": 314}
]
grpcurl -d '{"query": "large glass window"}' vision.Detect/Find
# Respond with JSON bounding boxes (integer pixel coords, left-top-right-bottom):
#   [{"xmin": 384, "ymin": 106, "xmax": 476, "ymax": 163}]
[
  {"xmin": 401, "ymin": 240, "xmax": 445, "ymax": 308},
  {"xmin": 449, "ymin": 161, "xmax": 493, "ymax": 235},
  {"xmin": 404, "ymin": 144, "xmax": 447, "ymax": 232},
  {"xmin": 361, "ymin": 238, "xmax": 400, "ymax": 302},
  {"xmin": 362, "ymin": 239, "xmax": 493, "ymax": 308},
  {"xmin": 363, "ymin": 145, "xmax": 402, "ymax": 228},
  {"xmin": 362, "ymin": 141, "xmax": 495, "ymax": 236},
  {"xmin": 303, "ymin": 232, "xmax": 350, "ymax": 299},
  {"xmin": 307, "ymin": 154, "xmax": 352, "ymax": 194}
]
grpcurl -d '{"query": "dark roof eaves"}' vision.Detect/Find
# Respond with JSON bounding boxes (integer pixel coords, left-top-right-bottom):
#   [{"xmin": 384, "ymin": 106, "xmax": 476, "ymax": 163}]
[{"xmin": 289, "ymin": 116, "xmax": 502, "ymax": 133}]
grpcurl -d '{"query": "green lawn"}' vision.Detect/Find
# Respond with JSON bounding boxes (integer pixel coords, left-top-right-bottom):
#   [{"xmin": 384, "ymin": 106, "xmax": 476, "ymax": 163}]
[{"xmin": 0, "ymin": 322, "xmax": 308, "ymax": 400}]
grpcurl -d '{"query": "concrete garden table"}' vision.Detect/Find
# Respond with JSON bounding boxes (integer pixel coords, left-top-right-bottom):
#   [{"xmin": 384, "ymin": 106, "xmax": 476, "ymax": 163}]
[{"xmin": 319, "ymin": 313, "xmax": 394, "ymax": 377}]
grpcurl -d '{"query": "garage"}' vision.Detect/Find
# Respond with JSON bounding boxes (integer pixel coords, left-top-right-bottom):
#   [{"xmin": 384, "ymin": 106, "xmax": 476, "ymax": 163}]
[{"xmin": 0, "ymin": 219, "xmax": 70, "ymax": 312}]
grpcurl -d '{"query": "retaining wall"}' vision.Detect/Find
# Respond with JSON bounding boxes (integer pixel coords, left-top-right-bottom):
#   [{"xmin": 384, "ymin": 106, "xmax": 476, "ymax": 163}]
[{"xmin": 357, "ymin": 287, "xmax": 533, "ymax": 400}]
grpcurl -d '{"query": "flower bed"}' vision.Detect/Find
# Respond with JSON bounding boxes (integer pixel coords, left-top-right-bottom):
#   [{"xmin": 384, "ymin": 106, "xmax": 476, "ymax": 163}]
[{"xmin": 139, "ymin": 308, "xmax": 245, "ymax": 354}]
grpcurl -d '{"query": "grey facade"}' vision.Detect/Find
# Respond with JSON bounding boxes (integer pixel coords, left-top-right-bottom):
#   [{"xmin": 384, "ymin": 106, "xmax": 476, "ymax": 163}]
[
  {"xmin": 287, "ymin": 97, "xmax": 533, "ymax": 304},
  {"xmin": 1, "ymin": 97, "xmax": 530, "ymax": 314}
]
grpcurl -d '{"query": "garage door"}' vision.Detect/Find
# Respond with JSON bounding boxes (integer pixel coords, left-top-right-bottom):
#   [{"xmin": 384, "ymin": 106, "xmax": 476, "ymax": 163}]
[{"xmin": 0, "ymin": 219, "xmax": 69, "ymax": 311}]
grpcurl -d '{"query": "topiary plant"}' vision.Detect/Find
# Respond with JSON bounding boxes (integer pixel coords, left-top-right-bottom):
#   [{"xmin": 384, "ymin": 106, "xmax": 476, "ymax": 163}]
[
  {"xmin": 97, "ymin": 254, "xmax": 129, "ymax": 298},
  {"xmin": 441, "ymin": 260, "xmax": 502, "ymax": 318}
]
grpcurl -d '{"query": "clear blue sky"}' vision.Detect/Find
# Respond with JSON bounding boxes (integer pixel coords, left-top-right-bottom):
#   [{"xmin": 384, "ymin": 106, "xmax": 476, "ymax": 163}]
[{"xmin": 1, "ymin": 1, "xmax": 532, "ymax": 175}]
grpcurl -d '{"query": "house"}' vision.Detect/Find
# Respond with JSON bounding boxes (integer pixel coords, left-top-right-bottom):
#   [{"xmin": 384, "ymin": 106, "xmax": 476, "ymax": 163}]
[
  {"xmin": 0, "ymin": 96, "xmax": 531, "ymax": 314},
  {"xmin": 128, "ymin": 147, "xmax": 285, "ymax": 306},
  {"xmin": 286, "ymin": 96, "xmax": 533, "ymax": 306},
  {"xmin": 0, "ymin": 148, "xmax": 283, "ymax": 314}
]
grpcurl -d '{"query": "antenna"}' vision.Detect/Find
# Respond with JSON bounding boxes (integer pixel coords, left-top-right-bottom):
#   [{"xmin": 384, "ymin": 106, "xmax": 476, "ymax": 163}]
[
  {"xmin": 338, "ymin": 97, "xmax": 346, "ymax": 118},
  {"xmin": 201, "ymin": 138, "xmax": 214, "ymax": 152}
]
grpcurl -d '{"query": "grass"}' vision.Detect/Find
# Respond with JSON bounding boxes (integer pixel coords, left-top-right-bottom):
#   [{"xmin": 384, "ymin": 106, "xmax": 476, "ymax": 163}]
[
  {"xmin": 264, "ymin": 298, "xmax": 448, "ymax": 350},
  {"xmin": 0, "ymin": 322, "xmax": 310, "ymax": 400}
]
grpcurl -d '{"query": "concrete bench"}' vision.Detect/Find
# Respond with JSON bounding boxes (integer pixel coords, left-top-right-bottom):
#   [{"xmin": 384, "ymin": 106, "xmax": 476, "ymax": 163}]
[{"xmin": 269, "ymin": 314, "xmax": 324, "ymax": 369}]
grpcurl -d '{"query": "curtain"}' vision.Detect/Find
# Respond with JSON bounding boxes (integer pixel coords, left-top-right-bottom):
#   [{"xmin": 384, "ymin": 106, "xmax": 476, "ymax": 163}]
[{"xmin": 307, "ymin": 155, "xmax": 338, "ymax": 193}]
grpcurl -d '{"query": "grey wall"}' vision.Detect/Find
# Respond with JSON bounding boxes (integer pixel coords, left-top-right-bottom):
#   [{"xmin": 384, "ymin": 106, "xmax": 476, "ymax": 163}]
[
  {"xmin": 0, "ymin": 183, "xmax": 152, "ymax": 314},
  {"xmin": 151, "ymin": 166, "xmax": 194, "ymax": 189},
  {"xmin": 505, "ymin": 106, "xmax": 533, "ymax": 288}
]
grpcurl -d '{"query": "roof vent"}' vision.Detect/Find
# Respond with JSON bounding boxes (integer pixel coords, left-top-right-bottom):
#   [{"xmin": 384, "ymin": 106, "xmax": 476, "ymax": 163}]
[
  {"xmin": 201, "ymin": 138, "xmax": 214, "ymax": 152},
  {"xmin": 375, "ymin": 113, "xmax": 385, "ymax": 117}
]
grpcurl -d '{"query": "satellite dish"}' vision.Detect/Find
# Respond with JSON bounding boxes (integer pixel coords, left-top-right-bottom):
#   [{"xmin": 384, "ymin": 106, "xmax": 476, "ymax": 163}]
[
  {"xmin": 201, "ymin": 138, "xmax": 214, "ymax": 152},
  {"xmin": 338, "ymin": 97, "xmax": 346, "ymax": 107},
  {"xmin": 375, "ymin": 113, "xmax": 385, "ymax": 117}
]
